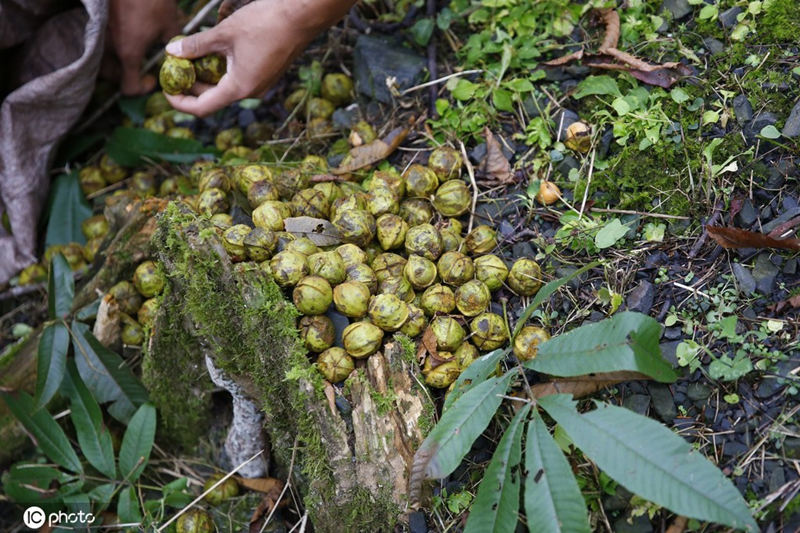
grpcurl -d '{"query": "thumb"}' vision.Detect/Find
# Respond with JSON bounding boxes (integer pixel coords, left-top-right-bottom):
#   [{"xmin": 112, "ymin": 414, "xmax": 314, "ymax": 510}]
[{"xmin": 165, "ymin": 27, "xmax": 225, "ymax": 59}]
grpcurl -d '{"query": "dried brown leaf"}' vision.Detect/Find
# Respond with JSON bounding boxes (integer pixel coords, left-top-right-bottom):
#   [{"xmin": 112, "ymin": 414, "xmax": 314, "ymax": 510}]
[
  {"xmin": 332, "ymin": 125, "xmax": 409, "ymax": 175},
  {"xmin": 284, "ymin": 216, "xmax": 342, "ymax": 246},
  {"xmin": 543, "ymin": 50, "xmax": 584, "ymax": 66},
  {"xmin": 531, "ymin": 371, "xmax": 651, "ymax": 399},
  {"xmin": 482, "ymin": 128, "xmax": 513, "ymax": 184},
  {"xmin": 324, "ymin": 381, "xmax": 337, "ymax": 417},
  {"xmin": 596, "ymin": 8, "xmax": 620, "ymax": 52},
  {"xmin": 93, "ymin": 293, "xmax": 120, "ymax": 348},
  {"xmin": 767, "ymin": 215, "xmax": 800, "ymax": 239},
  {"xmin": 706, "ymin": 225, "xmax": 800, "ymax": 251},
  {"xmin": 248, "ymin": 477, "xmax": 286, "ymax": 533},
  {"xmin": 729, "ymin": 195, "xmax": 745, "ymax": 225},
  {"xmin": 418, "ymin": 326, "xmax": 438, "ymax": 363},
  {"xmin": 235, "ymin": 476, "xmax": 283, "ymax": 494}
]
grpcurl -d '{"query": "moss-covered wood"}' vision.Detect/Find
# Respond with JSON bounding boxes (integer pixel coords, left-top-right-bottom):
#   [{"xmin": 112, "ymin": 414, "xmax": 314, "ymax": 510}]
[{"xmin": 145, "ymin": 202, "xmax": 433, "ymax": 531}]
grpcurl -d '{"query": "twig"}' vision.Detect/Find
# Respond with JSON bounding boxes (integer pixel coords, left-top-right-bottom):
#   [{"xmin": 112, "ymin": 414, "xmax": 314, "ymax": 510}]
[
  {"xmin": 400, "ymin": 70, "xmax": 483, "ymax": 95},
  {"xmin": 74, "ymin": 0, "xmax": 224, "ymax": 134},
  {"xmin": 459, "ymin": 141, "xmax": 478, "ymax": 234},
  {"xmin": 577, "ymin": 148, "xmax": 596, "ymax": 220},
  {"xmin": 259, "ymin": 436, "xmax": 299, "ymax": 533},
  {"xmin": 588, "ymin": 207, "xmax": 690, "ymax": 220}
]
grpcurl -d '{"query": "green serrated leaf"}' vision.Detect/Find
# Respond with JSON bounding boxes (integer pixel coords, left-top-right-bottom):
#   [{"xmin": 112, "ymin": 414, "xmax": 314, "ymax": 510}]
[
  {"xmin": 414, "ymin": 373, "xmax": 514, "ymax": 479},
  {"xmin": 526, "ymin": 312, "xmax": 677, "ymax": 383},
  {"xmin": 452, "ymin": 79, "xmax": 478, "ymax": 100},
  {"xmin": 443, "ymin": 349, "xmax": 506, "ymax": 413},
  {"xmin": 35, "ymin": 322, "xmax": 69, "ymax": 410},
  {"xmin": 464, "ymin": 405, "xmax": 530, "ymax": 533},
  {"xmin": 524, "ymin": 414, "xmax": 590, "ymax": 533},
  {"xmin": 119, "ymin": 403, "xmax": 156, "ymax": 481},
  {"xmin": 62, "ymin": 360, "xmax": 116, "ymax": 479},
  {"xmin": 117, "ymin": 96, "xmax": 149, "ymax": 125},
  {"xmin": 573, "ymin": 76, "xmax": 621, "ymax": 99},
  {"xmin": 48, "ymin": 255, "xmax": 74, "ymax": 319},
  {"xmin": 105, "ymin": 127, "xmax": 215, "ymax": 167},
  {"xmin": 1, "ymin": 391, "xmax": 83, "ymax": 474},
  {"xmin": 71, "ymin": 321, "xmax": 148, "ymax": 424},
  {"xmin": 538, "ymin": 395, "xmax": 758, "ymax": 532},
  {"xmin": 44, "ymin": 172, "xmax": 92, "ymax": 248}
]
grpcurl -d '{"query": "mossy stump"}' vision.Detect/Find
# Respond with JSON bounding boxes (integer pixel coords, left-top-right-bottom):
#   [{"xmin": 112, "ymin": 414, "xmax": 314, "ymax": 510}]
[{"xmin": 145, "ymin": 202, "xmax": 432, "ymax": 531}]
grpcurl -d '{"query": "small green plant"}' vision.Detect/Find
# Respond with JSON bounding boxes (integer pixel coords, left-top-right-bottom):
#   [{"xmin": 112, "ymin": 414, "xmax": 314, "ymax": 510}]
[{"xmin": 409, "ymin": 267, "xmax": 758, "ymax": 532}]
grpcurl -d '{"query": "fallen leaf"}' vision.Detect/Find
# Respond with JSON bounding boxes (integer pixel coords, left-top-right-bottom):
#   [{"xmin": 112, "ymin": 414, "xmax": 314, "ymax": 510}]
[
  {"xmin": 706, "ymin": 225, "xmax": 800, "ymax": 251},
  {"xmin": 284, "ymin": 216, "xmax": 342, "ymax": 246},
  {"xmin": 417, "ymin": 326, "xmax": 438, "ymax": 364},
  {"xmin": 481, "ymin": 128, "xmax": 513, "ymax": 184},
  {"xmin": 332, "ymin": 125, "xmax": 409, "ymax": 175},
  {"xmin": 92, "ymin": 293, "xmax": 120, "ymax": 348},
  {"xmin": 531, "ymin": 371, "xmax": 651, "ymax": 399},
  {"xmin": 235, "ymin": 476, "xmax": 283, "ymax": 494},
  {"xmin": 324, "ymin": 381, "xmax": 337, "ymax": 417},
  {"xmin": 666, "ymin": 516, "xmax": 689, "ymax": 533},
  {"xmin": 767, "ymin": 215, "xmax": 800, "ymax": 239},
  {"xmin": 772, "ymin": 293, "xmax": 800, "ymax": 314},
  {"xmin": 729, "ymin": 195, "xmax": 745, "ymax": 225},
  {"xmin": 248, "ymin": 477, "xmax": 286, "ymax": 533}
]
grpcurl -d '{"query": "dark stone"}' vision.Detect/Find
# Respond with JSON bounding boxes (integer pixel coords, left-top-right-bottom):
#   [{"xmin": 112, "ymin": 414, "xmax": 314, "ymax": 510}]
[
  {"xmin": 644, "ymin": 251, "xmax": 668, "ymax": 269},
  {"xmin": 744, "ymin": 112, "xmax": 778, "ymax": 144},
  {"xmin": 326, "ymin": 309, "xmax": 350, "ymax": 347},
  {"xmin": 332, "ymin": 107, "xmax": 358, "ymax": 130},
  {"xmin": 687, "ymin": 382, "xmax": 712, "ymax": 401},
  {"xmin": 733, "ymin": 94, "xmax": 754, "ymax": 125},
  {"xmin": 723, "ymin": 440, "xmax": 749, "ymax": 458},
  {"xmin": 555, "ymin": 155, "xmax": 580, "ymax": 177},
  {"xmin": 353, "ymin": 34, "xmax": 426, "ymax": 104},
  {"xmin": 762, "ymin": 206, "xmax": 800, "ymax": 234},
  {"xmin": 623, "ymin": 394, "xmax": 650, "ymax": 415},
  {"xmin": 755, "ymin": 378, "xmax": 784, "ymax": 399},
  {"xmin": 626, "ymin": 280, "xmax": 655, "ymax": 314},
  {"xmin": 719, "ymin": 6, "xmax": 743, "ymax": 28},
  {"xmin": 663, "ymin": 327, "xmax": 682, "ymax": 341},
  {"xmin": 702, "ymin": 37, "xmax": 724, "ymax": 55},
  {"xmin": 784, "ymin": 196, "xmax": 799, "ymax": 210},
  {"xmin": 768, "ymin": 465, "xmax": 785, "ymax": 492},
  {"xmin": 782, "ymin": 100, "xmax": 800, "ymax": 138},
  {"xmin": 613, "ymin": 515, "xmax": 653, "ymax": 533},
  {"xmin": 752, "ymin": 253, "xmax": 779, "ymax": 294},
  {"xmin": 732, "ymin": 263, "xmax": 756, "ymax": 295},
  {"xmin": 783, "ymin": 438, "xmax": 800, "ymax": 459},
  {"xmin": 498, "ymin": 220, "xmax": 515, "ymax": 239},
  {"xmin": 784, "ymin": 258, "xmax": 797, "ymax": 275},
  {"xmin": 469, "ymin": 143, "xmax": 487, "ymax": 164},
  {"xmin": 662, "ymin": 0, "xmax": 691, "ymax": 20},
  {"xmin": 553, "ymin": 109, "xmax": 579, "ymax": 140},
  {"xmin": 648, "ymin": 383, "xmax": 677, "ymax": 422},
  {"xmin": 660, "ymin": 341, "xmax": 681, "ymax": 368},
  {"xmin": 512, "ymin": 241, "xmax": 536, "ymax": 260},
  {"xmin": 408, "ymin": 511, "xmax": 427, "ymax": 533},
  {"xmin": 237, "ymin": 108, "xmax": 256, "ymax": 128},
  {"xmin": 326, "ymin": 153, "xmax": 345, "ymax": 168},
  {"xmin": 736, "ymin": 198, "xmax": 758, "ymax": 226},
  {"xmin": 597, "ymin": 127, "xmax": 614, "ymax": 159},
  {"xmin": 522, "ymin": 93, "xmax": 546, "ymax": 117}
]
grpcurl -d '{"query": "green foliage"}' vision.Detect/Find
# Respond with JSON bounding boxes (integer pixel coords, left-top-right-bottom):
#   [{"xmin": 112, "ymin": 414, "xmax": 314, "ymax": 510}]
[
  {"xmin": 44, "ymin": 172, "xmax": 92, "ymax": 248},
  {"xmin": 760, "ymin": 0, "xmax": 800, "ymax": 41},
  {"xmin": 105, "ymin": 126, "xmax": 216, "ymax": 166}
]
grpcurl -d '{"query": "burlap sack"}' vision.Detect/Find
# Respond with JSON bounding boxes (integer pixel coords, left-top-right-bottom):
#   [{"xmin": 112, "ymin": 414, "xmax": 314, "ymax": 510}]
[{"xmin": 0, "ymin": 0, "xmax": 108, "ymax": 284}]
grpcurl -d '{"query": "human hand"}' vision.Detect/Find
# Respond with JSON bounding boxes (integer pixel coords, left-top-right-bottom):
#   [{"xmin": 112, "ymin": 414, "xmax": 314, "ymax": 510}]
[
  {"xmin": 163, "ymin": 0, "xmax": 355, "ymax": 117},
  {"xmin": 109, "ymin": 0, "xmax": 181, "ymax": 95}
]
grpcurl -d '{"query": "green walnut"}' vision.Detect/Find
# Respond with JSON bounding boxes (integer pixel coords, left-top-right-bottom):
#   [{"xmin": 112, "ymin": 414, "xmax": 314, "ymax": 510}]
[
  {"xmin": 293, "ymin": 275, "xmax": 333, "ymax": 315},
  {"xmin": 370, "ymin": 170, "xmax": 405, "ymax": 198},
  {"xmin": 332, "ymin": 209, "xmax": 375, "ymax": 248},
  {"xmin": 321, "ymin": 73, "xmax": 354, "ymax": 106},
  {"xmin": 269, "ymin": 250, "xmax": 308, "ymax": 287},
  {"xmin": 424, "ymin": 360, "xmax": 461, "ymax": 388},
  {"xmin": 159, "ymin": 174, "xmax": 191, "ymax": 196},
  {"xmin": 333, "ymin": 281, "xmax": 371, "ymax": 318},
  {"xmin": 474, "ymin": 254, "xmax": 508, "ymax": 291},
  {"xmin": 404, "ymin": 254, "xmax": 437, "ymax": 290},
  {"xmin": 378, "ymin": 276, "xmax": 415, "ymax": 303},
  {"xmin": 403, "ymin": 164, "xmax": 439, "ymax": 198},
  {"xmin": 190, "ymin": 160, "xmax": 214, "ymax": 185},
  {"xmin": 346, "ymin": 264, "xmax": 378, "ymax": 294},
  {"xmin": 81, "ymin": 215, "xmax": 109, "ymax": 241},
  {"xmin": 198, "ymin": 167, "xmax": 231, "ymax": 193},
  {"xmin": 437, "ymin": 251, "xmax": 474, "ymax": 286},
  {"xmin": 306, "ymin": 97, "xmax": 335, "ymax": 119},
  {"xmin": 284, "ymin": 88, "xmax": 307, "ymax": 111},
  {"xmin": 292, "ymin": 187, "xmax": 330, "ymax": 219},
  {"xmin": 455, "ymin": 342, "xmax": 479, "ymax": 369},
  {"xmin": 308, "ymin": 117, "xmax": 333, "ymax": 136},
  {"xmin": 317, "ymin": 347, "xmax": 355, "ymax": 383},
  {"xmin": 210, "ymin": 213, "xmax": 233, "ymax": 232},
  {"xmin": 350, "ymin": 120, "xmax": 376, "ymax": 144},
  {"xmin": 194, "ymin": 53, "xmax": 226, "ymax": 84},
  {"xmin": 419, "ymin": 284, "xmax": 455, "ymax": 316},
  {"xmin": 405, "ymin": 224, "xmax": 443, "ymax": 261},
  {"xmin": 508, "ymin": 258, "xmax": 542, "ymax": 296},
  {"xmin": 99, "ymin": 154, "xmax": 127, "ymax": 184},
  {"xmin": 248, "ymin": 180, "xmax": 280, "ymax": 208},
  {"xmin": 465, "ymin": 225, "xmax": 497, "ymax": 254},
  {"xmin": 235, "ymin": 164, "xmax": 272, "ymax": 193},
  {"xmin": 300, "ymin": 154, "xmax": 329, "ymax": 173},
  {"xmin": 470, "ymin": 312, "xmax": 509, "ymax": 351},
  {"xmin": 18, "ymin": 264, "xmax": 47, "ymax": 285},
  {"xmin": 371, "ymin": 253, "xmax": 407, "ymax": 282},
  {"xmin": 196, "ymin": 188, "xmax": 229, "ymax": 216},
  {"xmin": 244, "ymin": 227, "xmax": 277, "ymax": 262},
  {"xmin": 130, "ymin": 170, "xmax": 157, "ymax": 197},
  {"xmin": 440, "ymin": 228, "xmax": 463, "ymax": 253},
  {"xmin": 253, "ymin": 200, "xmax": 291, "ymax": 232},
  {"xmin": 299, "ymin": 315, "xmax": 336, "ymax": 353},
  {"xmin": 376, "ymin": 214, "xmax": 408, "ymax": 251},
  {"xmin": 222, "ymin": 224, "xmax": 251, "ymax": 262},
  {"xmin": 342, "ymin": 321, "xmax": 384, "ymax": 358},
  {"xmin": 159, "ymin": 54, "xmax": 196, "ymax": 95},
  {"xmin": 145, "ymin": 91, "xmax": 172, "ymax": 116},
  {"xmin": 336, "ymin": 243, "xmax": 368, "ymax": 267},
  {"xmin": 513, "ymin": 325, "xmax": 551, "ymax": 361},
  {"xmin": 202, "ymin": 473, "xmax": 239, "ymax": 506},
  {"xmin": 366, "ymin": 187, "xmax": 399, "ymax": 217},
  {"xmin": 330, "ymin": 194, "xmax": 366, "ymax": 220},
  {"xmin": 166, "ymin": 127, "xmax": 194, "ymax": 139},
  {"xmin": 430, "ymin": 316, "xmax": 465, "ymax": 351},
  {"xmin": 176, "ymin": 508, "xmax": 214, "ymax": 533},
  {"xmin": 399, "ymin": 198, "xmax": 434, "ymax": 226},
  {"xmin": 368, "ymin": 293, "xmax": 409, "ymax": 332},
  {"xmin": 79, "ymin": 166, "xmax": 106, "ymax": 196},
  {"xmin": 312, "ymin": 182, "xmax": 342, "ymax": 206},
  {"xmin": 215, "ymin": 127, "xmax": 243, "ymax": 151},
  {"xmin": 133, "ymin": 261, "xmax": 166, "ymax": 298},
  {"xmin": 121, "ymin": 318, "xmax": 144, "ymax": 346},
  {"xmin": 286, "ymin": 237, "xmax": 320, "ymax": 257},
  {"xmin": 138, "ymin": 298, "xmax": 159, "ymax": 329},
  {"xmin": 245, "ymin": 121, "xmax": 273, "ymax": 146},
  {"xmin": 83, "ymin": 238, "xmax": 102, "ymax": 263},
  {"xmin": 223, "ymin": 145, "xmax": 252, "ymax": 159},
  {"xmin": 61, "ymin": 242, "xmax": 87, "ymax": 270},
  {"xmin": 308, "ymin": 251, "xmax": 347, "ymax": 285},
  {"xmin": 428, "ymin": 145, "xmax": 462, "ymax": 181},
  {"xmin": 432, "ymin": 180, "xmax": 471, "ymax": 217},
  {"xmin": 400, "ymin": 303, "xmax": 427, "ymax": 338},
  {"xmin": 455, "ymin": 279, "xmax": 491, "ymax": 317},
  {"xmin": 143, "ymin": 113, "xmax": 174, "ymax": 134}
]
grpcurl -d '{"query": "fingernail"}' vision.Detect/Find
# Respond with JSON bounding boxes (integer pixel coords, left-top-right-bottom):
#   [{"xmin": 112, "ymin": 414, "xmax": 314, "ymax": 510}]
[{"xmin": 166, "ymin": 40, "xmax": 182, "ymax": 55}]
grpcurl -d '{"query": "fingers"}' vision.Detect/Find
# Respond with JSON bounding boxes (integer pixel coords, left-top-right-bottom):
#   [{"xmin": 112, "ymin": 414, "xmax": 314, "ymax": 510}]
[
  {"xmin": 164, "ymin": 76, "xmax": 243, "ymax": 117},
  {"xmin": 119, "ymin": 51, "xmax": 152, "ymax": 95},
  {"xmin": 165, "ymin": 26, "xmax": 226, "ymax": 59}
]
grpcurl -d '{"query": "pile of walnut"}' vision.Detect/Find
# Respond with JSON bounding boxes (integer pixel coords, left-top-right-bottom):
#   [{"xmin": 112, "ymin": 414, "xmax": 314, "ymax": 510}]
[{"xmin": 15, "ymin": 69, "xmax": 553, "ymax": 391}]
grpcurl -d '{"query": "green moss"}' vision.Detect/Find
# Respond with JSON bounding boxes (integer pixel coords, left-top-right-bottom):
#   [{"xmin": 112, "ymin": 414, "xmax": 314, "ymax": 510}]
[
  {"xmin": 371, "ymin": 389, "xmax": 397, "ymax": 416},
  {"xmin": 760, "ymin": 0, "xmax": 800, "ymax": 42}
]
